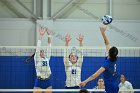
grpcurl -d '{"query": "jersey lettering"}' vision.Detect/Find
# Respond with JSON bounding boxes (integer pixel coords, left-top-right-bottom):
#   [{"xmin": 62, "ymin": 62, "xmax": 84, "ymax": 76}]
[
  {"xmin": 113, "ymin": 64, "xmax": 117, "ymax": 76},
  {"xmin": 42, "ymin": 61, "xmax": 47, "ymax": 66},
  {"xmin": 71, "ymin": 69, "xmax": 76, "ymax": 74}
]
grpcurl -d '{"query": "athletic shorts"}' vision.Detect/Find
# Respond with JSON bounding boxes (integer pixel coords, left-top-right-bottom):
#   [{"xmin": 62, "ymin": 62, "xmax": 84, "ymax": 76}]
[{"xmin": 34, "ymin": 78, "xmax": 52, "ymax": 89}]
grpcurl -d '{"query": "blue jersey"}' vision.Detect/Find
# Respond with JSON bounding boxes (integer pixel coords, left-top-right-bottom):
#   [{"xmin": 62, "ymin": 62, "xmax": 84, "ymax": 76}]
[
  {"xmin": 102, "ymin": 58, "xmax": 119, "ymax": 93},
  {"xmin": 102, "ymin": 58, "xmax": 117, "ymax": 81}
]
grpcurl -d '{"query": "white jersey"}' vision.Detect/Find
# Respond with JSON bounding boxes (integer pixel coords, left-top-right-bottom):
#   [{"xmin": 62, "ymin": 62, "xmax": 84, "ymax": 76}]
[
  {"xmin": 34, "ymin": 56, "xmax": 51, "ymax": 79},
  {"xmin": 119, "ymin": 81, "xmax": 134, "ymax": 93},
  {"xmin": 65, "ymin": 61, "xmax": 82, "ymax": 87},
  {"xmin": 34, "ymin": 40, "xmax": 51, "ymax": 79},
  {"xmin": 90, "ymin": 86, "xmax": 106, "ymax": 93},
  {"xmin": 64, "ymin": 47, "xmax": 83, "ymax": 87}
]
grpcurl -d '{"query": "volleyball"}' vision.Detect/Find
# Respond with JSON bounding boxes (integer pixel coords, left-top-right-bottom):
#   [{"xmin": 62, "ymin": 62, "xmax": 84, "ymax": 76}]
[{"xmin": 102, "ymin": 15, "xmax": 113, "ymax": 25}]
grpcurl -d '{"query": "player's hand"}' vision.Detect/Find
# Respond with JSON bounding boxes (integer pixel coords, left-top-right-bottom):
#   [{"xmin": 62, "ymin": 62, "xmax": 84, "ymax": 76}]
[
  {"xmin": 79, "ymin": 81, "xmax": 87, "ymax": 87},
  {"xmin": 39, "ymin": 27, "xmax": 46, "ymax": 40},
  {"xmin": 65, "ymin": 34, "xmax": 71, "ymax": 44},
  {"xmin": 45, "ymin": 28, "xmax": 51, "ymax": 35},
  {"xmin": 77, "ymin": 34, "xmax": 84, "ymax": 46},
  {"xmin": 99, "ymin": 24, "xmax": 107, "ymax": 33},
  {"xmin": 77, "ymin": 34, "xmax": 84, "ymax": 43}
]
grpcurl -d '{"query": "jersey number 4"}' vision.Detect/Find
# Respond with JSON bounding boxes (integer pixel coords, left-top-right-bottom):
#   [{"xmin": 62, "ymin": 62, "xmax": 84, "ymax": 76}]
[{"xmin": 72, "ymin": 69, "xmax": 76, "ymax": 74}]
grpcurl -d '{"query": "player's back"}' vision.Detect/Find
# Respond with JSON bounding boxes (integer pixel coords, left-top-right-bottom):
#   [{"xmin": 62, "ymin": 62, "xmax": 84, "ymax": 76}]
[
  {"xmin": 102, "ymin": 58, "xmax": 117, "ymax": 81},
  {"xmin": 102, "ymin": 58, "xmax": 119, "ymax": 93}
]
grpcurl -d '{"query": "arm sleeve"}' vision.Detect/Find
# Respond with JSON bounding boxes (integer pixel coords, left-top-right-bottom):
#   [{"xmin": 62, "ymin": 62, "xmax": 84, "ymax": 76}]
[
  {"xmin": 46, "ymin": 43, "xmax": 51, "ymax": 61},
  {"xmin": 64, "ymin": 47, "xmax": 69, "ymax": 69},
  {"xmin": 77, "ymin": 47, "xmax": 83, "ymax": 67},
  {"xmin": 118, "ymin": 83, "xmax": 122, "ymax": 93},
  {"xmin": 102, "ymin": 61, "xmax": 108, "ymax": 70},
  {"xmin": 118, "ymin": 83, "xmax": 121, "ymax": 88},
  {"xmin": 118, "ymin": 83, "xmax": 121, "ymax": 93},
  {"xmin": 34, "ymin": 40, "xmax": 42, "ymax": 68},
  {"xmin": 128, "ymin": 83, "xmax": 133, "ymax": 89},
  {"xmin": 127, "ymin": 82, "xmax": 134, "ymax": 93}
]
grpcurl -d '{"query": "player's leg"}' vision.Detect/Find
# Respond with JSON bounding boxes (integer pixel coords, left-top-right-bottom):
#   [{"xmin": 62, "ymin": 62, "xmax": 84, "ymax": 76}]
[
  {"xmin": 44, "ymin": 86, "xmax": 52, "ymax": 93},
  {"xmin": 34, "ymin": 78, "xmax": 44, "ymax": 93},
  {"xmin": 44, "ymin": 78, "xmax": 52, "ymax": 93},
  {"xmin": 33, "ymin": 87, "xmax": 42, "ymax": 93}
]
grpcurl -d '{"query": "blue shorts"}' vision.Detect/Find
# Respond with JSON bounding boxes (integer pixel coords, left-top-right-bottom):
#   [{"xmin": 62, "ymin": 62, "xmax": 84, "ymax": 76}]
[
  {"xmin": 34, "ymin": 78, "xmax": 52, "ymax": 89},
  {"xmin": 105, "ymin": 81, "xmax": 119, "ymax": 93}
]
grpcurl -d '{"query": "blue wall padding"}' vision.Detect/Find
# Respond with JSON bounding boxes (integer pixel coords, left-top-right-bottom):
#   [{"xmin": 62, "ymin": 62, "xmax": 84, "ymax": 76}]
[{"xmin": 0, "ymin": 56, "xmax": 140, "ymax": 93}]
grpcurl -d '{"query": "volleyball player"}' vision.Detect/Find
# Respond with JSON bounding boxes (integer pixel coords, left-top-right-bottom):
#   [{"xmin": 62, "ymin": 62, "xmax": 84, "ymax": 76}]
[
  {"xmin": 90, "ymin": 77, "xmax": 105, "ymax": 93},
  {"xmin": 34, "ymin": 27, "xmax": 52, "ymax": 93},
  {"xmin": 119, "ymin": 74, "xmax": 134, "ymax": 93},
  {"xmin": 80, "ymin": 24, "xmax": 119, "ymax": 93},
  {"xmin": 64, "ymin": 34, "xmax": 84, "ymax": 92}
]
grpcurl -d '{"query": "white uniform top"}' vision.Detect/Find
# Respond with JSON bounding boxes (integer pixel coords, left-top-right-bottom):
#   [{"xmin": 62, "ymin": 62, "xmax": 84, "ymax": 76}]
[
  {"xmin": 90, "ymin": 86, "xmax": 106, "ymax": 93},
  {"xmin": 64, "ymin": 48, "xmax": 83, "ymax": 87},
  {"xmin": 119, "ymin": 81, "xmax": 134, "ymax": 93},
  {"xmin": 34, "ymin": 40, "xmax": 51, "ymax": 79},
  {"xmin": 65, "ymin": 61, "xmax": 82, "ymax": 87}
]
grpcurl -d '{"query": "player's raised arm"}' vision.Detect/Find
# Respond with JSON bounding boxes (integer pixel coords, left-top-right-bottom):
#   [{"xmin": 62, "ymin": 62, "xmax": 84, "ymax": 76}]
[
  {"xmin": 34, "ymin": 27, "xmax": 46, "ymax": 66},
  {"xmin": 76, "ymin": 34, "xmax": 84, "ymax": 67},
  {"xmin": 25, "ymin": 27, "xmax": 45, "ymax": 64},
  {"xmin": 76, "ymin": 34, "xmax": 84, "ymax": 47},
  {"xmin": 65, "ymin": 34, "xmax": 71, "ymax": 47},
  {"xmin": 39, "ymin": 27, "xmax": 46, "ymax": 41},
  {"xmin": 46, "ymin": 28, "xmax": 52, "ymax": 59},
  {"xmin": 64, "ymin": 34, "xmax": 71, "ymax": 69},
  {"xmin": 46, "ymin": 28, "xmax": 51, "ymax": 46},
  {"xmin": 100, "ymin": 24, "xmax": 110, "ymax": 56}
]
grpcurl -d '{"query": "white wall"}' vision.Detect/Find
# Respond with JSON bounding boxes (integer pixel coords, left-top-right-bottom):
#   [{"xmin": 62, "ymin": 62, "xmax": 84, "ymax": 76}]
[
  {"xmin": 0, "ymin": 19, "xmax": 140, "ymax": 47},
  {"xmin": 0, "ymin": 18, "xmax": 35, "ymax": 46},
  {"xmin": 37, "ymin": 20, "xmax": 140, "ymax": 47}
]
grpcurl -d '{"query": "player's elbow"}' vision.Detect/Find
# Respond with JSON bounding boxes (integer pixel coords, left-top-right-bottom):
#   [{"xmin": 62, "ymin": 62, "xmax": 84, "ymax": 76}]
[{"xmin": 104, "ymin": 41, "xmax": 109, "ymax": 45}]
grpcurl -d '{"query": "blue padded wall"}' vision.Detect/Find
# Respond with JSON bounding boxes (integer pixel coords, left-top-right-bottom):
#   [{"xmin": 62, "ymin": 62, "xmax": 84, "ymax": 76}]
[{"xmin": 0, "ymin": 56, "xmax": 140, "ymax": 93}]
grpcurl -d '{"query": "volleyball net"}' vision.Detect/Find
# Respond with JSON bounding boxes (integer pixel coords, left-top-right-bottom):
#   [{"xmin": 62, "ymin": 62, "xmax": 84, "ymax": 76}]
[
  {"xmin": 0, "ymin": 89, "xmax": 140, "ymax": 92},
  {"xmin": 0, "ymin": 46, "xmax": 140, "ymax": 92}
]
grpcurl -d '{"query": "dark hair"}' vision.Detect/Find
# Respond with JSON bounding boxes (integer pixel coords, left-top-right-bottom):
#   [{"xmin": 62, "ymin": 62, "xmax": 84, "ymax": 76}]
[
  {"xmin": 98, "ymin": 77, "xmax": 104, "ymax": 81},
  {"xmin": 109, "ymin": 46, "xmax": 118, "ymax": 62},
  {"xmin": 69, "ymin": 52, "xmax": 78, "ymax": 61},
  {"xmin": 25, "ymin": 52, "xmax": 35, "ymax": 63},
  {"xmin": 79, "ymin": 89, "xmax": 89, "ymax": 93},
  {"xmin": 120, "ymin": 74, "xmax": 127, "ymax": 81}
]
